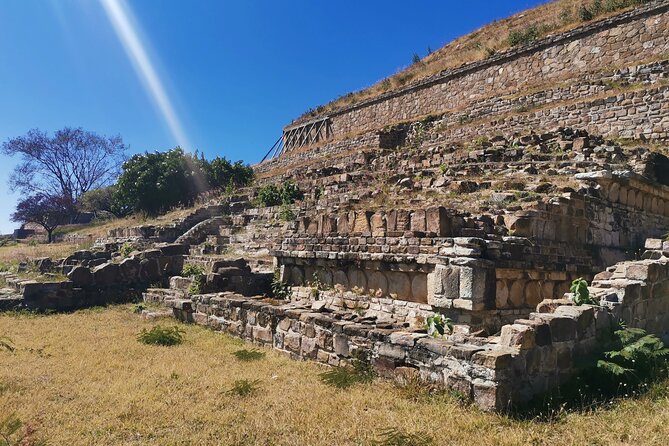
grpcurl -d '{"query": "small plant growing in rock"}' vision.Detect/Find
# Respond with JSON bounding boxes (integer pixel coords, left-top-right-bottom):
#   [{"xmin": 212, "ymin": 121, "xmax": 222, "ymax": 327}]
[
  {"xmin": 278, "ymin": 203, "xmax": 295, "ymax": 221},
  {"xmin": 188, "ymin": 274, "xmax": 205, "ymax": 295},
  {"xmin": 425, "ymin": 314, "xmax": 453, "ymax": 338},
  {"xmin": 137, "ymin": 325, "xmax": 184, "ymax": 346},
  {"xmin": 233, "ymin": 349, "xmax": 266, "ymax": 362},
  {"xmin": 119, "ymin": 242, "xmax": 134, "ymax": 258},
  {"xmin": 271, "ymin": 269, "xmax": 291, "ymax": 300},
  {"xmin": 570, "ymin": 277, "xmax": 595, "ymax": 305},
  {"xmin": 226, "ymin": 379, "xmax": 261, "ymax": 397},
  {"xmin": 181, "ymin": 264, "xmax": 205, "ymax": 277}
]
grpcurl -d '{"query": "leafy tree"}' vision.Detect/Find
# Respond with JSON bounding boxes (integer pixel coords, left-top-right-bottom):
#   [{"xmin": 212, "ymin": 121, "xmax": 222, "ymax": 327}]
[
  {"xmin": 78, "ymin": 185, "xmax": 117, "ymax": 217},
  {"xmin": 11, "ymin": 194, "xmax": 72, "ymax": 243},
  {"xmin": 205, "ymin": 157, "xmax": 253, "ymax": 190},
  {"xmin": 113, "ymin": 148, "xmax": 206, "ymax": 216},
  {"xmin": 2, "ymin": 127, "xmax": 126, "ymax": 206}
]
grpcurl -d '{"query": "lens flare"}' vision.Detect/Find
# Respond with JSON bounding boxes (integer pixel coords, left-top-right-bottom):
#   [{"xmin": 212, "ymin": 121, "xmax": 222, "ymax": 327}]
[{"xmin": 100, "ymin": 0, "xmax": 191, "ymax": 150}]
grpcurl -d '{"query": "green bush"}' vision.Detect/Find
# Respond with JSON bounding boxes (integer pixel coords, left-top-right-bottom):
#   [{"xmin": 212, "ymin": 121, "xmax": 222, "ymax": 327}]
[
  {"xmin": 278, "ymin": 203, "xmax": 295, "ymax": 221},
  {"xmin": 507, "ymin": 26, "xmax": 539, "ymax": 47},
  {"xmin": 255, "ymin": 181, "xmax": 302, "ymax": 207},
  {"xmin": 137, "ymin": 325, "xmax": 184, "ymax": 346},
  {"xmin": 578, "ymin": 5, "xmax": 594, "ymax": 21},
  {"xmin": 113, "ymin": 148, "xmax": 253, "ymax": 216}
]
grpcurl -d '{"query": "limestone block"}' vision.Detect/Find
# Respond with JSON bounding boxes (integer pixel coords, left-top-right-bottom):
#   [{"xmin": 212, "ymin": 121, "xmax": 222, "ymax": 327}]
[
  {"xmin": 388, "ymin": 272, "xmax": 412, "ymax": 301},
  {"xmin": 353, "ymin": 211, "xmax": 372, "ymax": 234},
  {"xmin": 473, "ymin": 380, "xmax": 512, "ymax": 412},
  {"xmin": 333, "ymin": 270, "xmax": 349, "ymax": 289},
  {"xmin": 410, "ymin": 210, "xmax": 427, "ymax": 232},
  {"xmin": 300, "ymin": 336, "xmax": 318, "ymax": 359},
  {"xmin": 333, "ymin": 334, "xmax": 349, "ymax": 357},
  {"xmin": 368, "ymin": 271, "xmax": 389, "ymax": 296},
  {"xmin": 348, "ymin": 269, "xmax": 368, "ymax": 292},
  {"xmin": 386, "ymin": 210, "xmax": 398, "ymax": 232},
  {"xmin": 411, "ymin": 274, "xmax": 428, "ymax": 303},
  {"xmin": 500, "ymin": 323, "xmax": 536, "ymax": 350},
  {"xmin": 253, "ymin": 326, "xmax": 273, "ymax": 344},
  {"xmin": 426, "ymin": 207, "xmax": 450, "ymax": 236},
  {"xmin": 370, "ymin": 212, "xmax": 386, "ymax": 237},
  {"xmin": 284, "ymin": 333, "xmax": 301, "ymax": 352},
  {"xmin": 456, "ymin": 259, "xmax": 495, "ymax": 310},
  {"xmin": 395, "ymin": 210, "xmax": 411, "ymax": 231}
]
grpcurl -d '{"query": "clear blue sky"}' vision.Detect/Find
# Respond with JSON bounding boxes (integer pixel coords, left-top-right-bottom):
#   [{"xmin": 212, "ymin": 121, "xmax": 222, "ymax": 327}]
[{"xmin": 0, "ymin": 0, "xmax": 547, "ymax": 235}]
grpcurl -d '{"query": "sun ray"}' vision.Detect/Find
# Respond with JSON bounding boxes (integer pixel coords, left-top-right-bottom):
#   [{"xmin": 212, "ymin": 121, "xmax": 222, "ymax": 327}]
[{"xmin": 100, "ymin": 0, "xmax": 191, "ymax": 151}]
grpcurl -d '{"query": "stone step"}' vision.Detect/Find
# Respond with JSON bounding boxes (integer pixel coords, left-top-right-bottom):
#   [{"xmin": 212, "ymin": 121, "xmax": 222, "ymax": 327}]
[{"xmin": 143, "ymin": 287, "xmax": 186, "ymax": 304}]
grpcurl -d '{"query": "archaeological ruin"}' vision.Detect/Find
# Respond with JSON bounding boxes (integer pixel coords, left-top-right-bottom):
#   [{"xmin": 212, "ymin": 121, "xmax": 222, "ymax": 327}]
[{"xmin": 2, "ymin": 0, "xmax": 669, "ymax": 411}]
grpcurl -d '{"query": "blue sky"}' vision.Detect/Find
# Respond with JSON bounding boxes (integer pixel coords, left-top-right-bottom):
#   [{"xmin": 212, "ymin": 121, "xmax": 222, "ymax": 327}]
[{"xmin": 0, "ymin": 0, "xmax": 547, "ymax": 234}]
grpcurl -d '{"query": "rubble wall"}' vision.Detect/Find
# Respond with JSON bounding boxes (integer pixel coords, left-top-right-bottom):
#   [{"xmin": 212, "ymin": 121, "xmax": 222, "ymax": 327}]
[{"xmin": 290, "ymin": 2, "xmax": 669, "ymax": 143}]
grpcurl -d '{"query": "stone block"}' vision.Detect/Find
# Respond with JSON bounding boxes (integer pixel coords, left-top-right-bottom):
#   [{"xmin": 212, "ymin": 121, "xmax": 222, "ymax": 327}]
[
  {"xmin": 410, "ymin": 210, "xmax": 426, "ymax": 232},
  {"xmin": 93, "ymin": 262, "xmax": 119, "ymax": 287},
  {"xmin": 67, "ymin": 266, "xmax": 94, "ymax": 287},
  {"xmin": 500, "ymin": 324, "xmax": 535, "ymax": 350},
  {"xmin": 426, "ymin": 207, "xmax": 451, "ymax": 236},
  {"xmin": 333, "ymin": 334, "xmax": 349, "ymax": 357}
]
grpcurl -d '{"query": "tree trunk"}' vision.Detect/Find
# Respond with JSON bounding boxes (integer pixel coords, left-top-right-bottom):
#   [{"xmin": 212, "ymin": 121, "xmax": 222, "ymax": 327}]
[{"xmin": 47, "ymin": 229, "xmax": 54, "ymax": 244}]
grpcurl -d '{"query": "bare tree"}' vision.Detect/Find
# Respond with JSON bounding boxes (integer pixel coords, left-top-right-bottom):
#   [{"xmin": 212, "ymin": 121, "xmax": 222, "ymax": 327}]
[
  {"xmin": 2, "ymin": 127, "xmax": 127, "ymax": 206},
  {"xmin": 11, "ymin": 194, "xmax": 73, "ymax": 243}
]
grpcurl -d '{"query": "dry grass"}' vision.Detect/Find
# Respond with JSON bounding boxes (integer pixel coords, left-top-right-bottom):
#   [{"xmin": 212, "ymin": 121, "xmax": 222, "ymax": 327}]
[
  {"xmin": 1, "ymin": 306, "xmax": 669, "ymax": 445},
  {"xmin": 0, "ymin": 242, "xmax": 84, "ymax": 265},
  {"xmin": 299, "ymin": 0, "xmax": 640, "ymax": 121}
]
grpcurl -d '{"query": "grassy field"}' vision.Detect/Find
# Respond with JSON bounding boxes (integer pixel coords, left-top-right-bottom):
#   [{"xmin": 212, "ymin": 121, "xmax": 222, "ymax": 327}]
[{"xmin": 1, "ymin": 306, "xmax": 669, "ymax": 445}]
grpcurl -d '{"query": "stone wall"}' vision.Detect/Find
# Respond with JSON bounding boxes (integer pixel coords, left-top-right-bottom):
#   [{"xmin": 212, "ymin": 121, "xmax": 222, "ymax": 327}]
[
  {"xmin": 162, "ymin": 237, "xmax": 669, "ymax": 411},
  {"xmin": 0, "ymin": 244, "xmax": 189, "ymax": 312},
  {"xmin": 283, "ymin": 2, "xmax": 669, "ymax": 150}
]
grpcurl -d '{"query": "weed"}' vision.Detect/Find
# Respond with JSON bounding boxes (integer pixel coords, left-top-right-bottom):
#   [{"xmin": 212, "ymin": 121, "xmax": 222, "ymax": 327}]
[
  {"xmin": 507, "ymin": 26, "xmax": 539, "ymax": 47},
  {"xmin": 412, "ymin": 53, "xmax": 421, "ymax": 65},
  {"xmin": 570, "ymin": 277, "xmax": 595, "ymax": 305},
  {"xmin": 278, "ymin": 203, "xmax": 295, "ymax": 221},
  {"xmin": 233, "ymin": 349, "xmax": 266, "ymax": 362},
  {"xmin": 188, "ymin": 274, "xmax": 205, "ymax": 295},
  {"xmin": 119, "ymin": 242, "xmax": 134, "ymax": 258},
  {"xmin": 271, "ymin": 269, "xmax": 291, "ymax": 300},
  {"xmin": 0, "ymin": 413, "xmax": 46, "ymax": 446},
  {"xmin": 0, "ymin": 336, "xmax": 15, "ymax": 353},
  {"xmin": 227, "ymin": 379, "xmax": 261, "ymax": 397},
  {"xmin": 132, "ymin": 303, "xmax": 146, "ymax": 314},
  {"xmin": 320, "ymin": 351, "xmax": 374, "ymax": 389},
  {"xmin": 181, "ymin": 264, "xmax": 205, "ymax": 277},
  {"xmin": 425, "ymin": 314, "xmax": 453, "ymax": 338},
  {"xmin": 137, "ymin": 325, "xmax": 184, "ymax": 346},
  {"xmin": 372, "ymin": 428, "xmax": 432, "ymax": 446}
]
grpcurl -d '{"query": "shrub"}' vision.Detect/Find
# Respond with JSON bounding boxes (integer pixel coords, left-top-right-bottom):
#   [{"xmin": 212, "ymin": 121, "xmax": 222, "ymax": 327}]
[
  {"xmin": 597, "ymin": 327, "xmax": 669, "ymax": 390},
  {"xmin": 412, "ymin": 53, "xmax": 421, "ymax": 64},
  {"xmin": 578, "ymin": 5, "xmax": 594, "ymax": 21},
  {"xmin": 278, "ymin": 203, "xmax": 295, "ymax": 221},
  {"xmin": 255, "ymin": 182, "xmax": 302, "ymax": 207},
  {"xmin": 233, "ymin": 349, "xmax": 266, "ymax": 362},
  {"xmin": 507, "ymin": 26, "xmax": 539, "ymax": 47},
  {"xmin": 425, "ymin": 314, "xmax": 453, "ymax": 338},
  {"xmin": 570, "ymin": 277, "xmax": 595, "ymax": 305},
  {"xmin": 271, "ymin": 269, "xmax": 291, "ymax": 300},
  {"xmin": 188, "ymin": 274, "xmax": 205, "ymax": 296},
  {"xmin": 181, "ymin": 264, "xmax": 205, "ymax": 277},
  {"xmin": 137, "ymin": 325, "xmax": 184, "ymax": 346},
  {"xmin": 226, "ymin": 379, "xmax": 261, "ymax": 397}
]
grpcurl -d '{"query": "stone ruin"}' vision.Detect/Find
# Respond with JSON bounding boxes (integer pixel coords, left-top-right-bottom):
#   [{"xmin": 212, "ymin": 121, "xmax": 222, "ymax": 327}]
[{"xmin": 2, "ymin": 1, "xmax": 669, "ymax": 411}]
